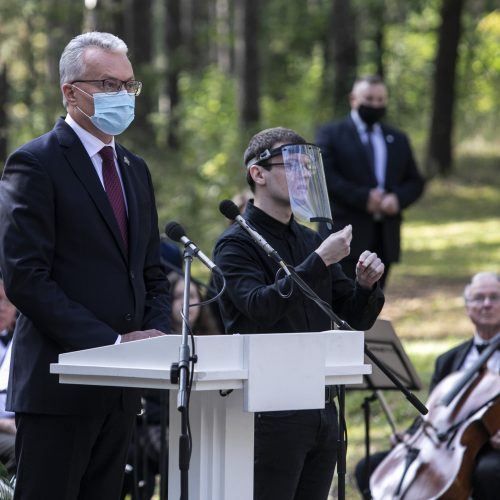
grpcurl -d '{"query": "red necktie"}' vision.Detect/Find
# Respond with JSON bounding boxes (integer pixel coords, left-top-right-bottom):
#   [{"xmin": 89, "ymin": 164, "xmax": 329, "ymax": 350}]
[{"xmin": 99, "ymin": 146, "xmax": 128, "ymax": 250}]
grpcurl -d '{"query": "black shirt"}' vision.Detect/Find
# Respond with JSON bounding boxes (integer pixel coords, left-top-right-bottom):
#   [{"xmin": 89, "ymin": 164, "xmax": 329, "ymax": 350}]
[{"xmin": 213, "ymin": 200, "xmax": 384, "ymax": 334}]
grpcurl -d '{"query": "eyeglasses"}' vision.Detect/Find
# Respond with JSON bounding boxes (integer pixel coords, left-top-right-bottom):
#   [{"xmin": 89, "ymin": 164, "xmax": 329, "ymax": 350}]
[
  {"xmin": 263, "ymin": 160, "xmax": 317, "ymax": 173},
  {"xmin": 467, "ymin": 294, "xmax": 500, "ymax": 305},
  {"xmin": 71, "ymin": 78, "xmax": 142, "ymax": 96}
]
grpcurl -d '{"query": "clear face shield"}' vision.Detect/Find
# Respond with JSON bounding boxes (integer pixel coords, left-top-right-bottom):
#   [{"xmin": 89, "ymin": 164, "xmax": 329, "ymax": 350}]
[{"xmin": 280, "ymin": 144, "xmax": 333, "ymax": 226}]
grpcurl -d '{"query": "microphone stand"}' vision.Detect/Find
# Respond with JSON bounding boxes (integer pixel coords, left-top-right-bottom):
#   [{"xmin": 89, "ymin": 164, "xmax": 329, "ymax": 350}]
[
  {"xmin": 168, "ymin": 246, "xmax": 196, "ymax": 500},
  {"xmin": 285, "ymin": 268, "xmax": 428, "ymax": 500}
]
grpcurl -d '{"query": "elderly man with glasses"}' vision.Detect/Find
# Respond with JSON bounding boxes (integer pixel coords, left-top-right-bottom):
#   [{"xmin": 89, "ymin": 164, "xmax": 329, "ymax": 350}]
[
  {"xmin": 0, "ymin": 32, "xmax": 170, "ymax": 500},
  {"xmin": 355, "ymin": 271, "xmax": 500, "ymax": 500}
]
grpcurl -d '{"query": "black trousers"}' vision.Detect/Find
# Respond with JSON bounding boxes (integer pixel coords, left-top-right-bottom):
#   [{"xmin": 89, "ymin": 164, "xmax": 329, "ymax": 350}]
[
  {"xmin": 14, "ymin": 410, "xmax": 135, "ymax": 500},
  {"xmin": 253, "ymin": 403, "xmax": 338, "ymax": 500}
]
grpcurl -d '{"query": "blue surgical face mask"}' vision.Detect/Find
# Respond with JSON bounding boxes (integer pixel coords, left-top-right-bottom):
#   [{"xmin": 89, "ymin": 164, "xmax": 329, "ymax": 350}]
[{"xmin": 73, "ymin": 86, "xmax": 135, "ymax": 135}]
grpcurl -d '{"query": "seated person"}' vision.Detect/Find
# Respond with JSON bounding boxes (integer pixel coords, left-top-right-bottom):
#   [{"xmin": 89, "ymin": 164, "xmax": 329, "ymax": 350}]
[
  {"xmin": 167, "ymin": 271, "xmax": 219, "ymax": 335},
  {"xmin": 0, "ymin": 278, "xmax": 18, "ymax": 476},
  {"xmin": 356, "ymin": 272, "xmax": 500, "ymax": 500}
]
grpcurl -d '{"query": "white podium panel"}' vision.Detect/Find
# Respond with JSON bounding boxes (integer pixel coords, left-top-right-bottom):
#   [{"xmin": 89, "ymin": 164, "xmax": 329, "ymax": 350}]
[{"xmin": 51, "ymin": 330, "xmax": 371, "ymax": 500}]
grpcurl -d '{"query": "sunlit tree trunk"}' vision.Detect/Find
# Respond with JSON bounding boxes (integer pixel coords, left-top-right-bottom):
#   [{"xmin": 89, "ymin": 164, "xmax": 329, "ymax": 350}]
[
  {"xmin": 215, "ymin": 0, "xmax": 232, "ymax": 74},
  {"xmin": 426, "ymin": 0, "xmax": 465, "ymax": 177}
]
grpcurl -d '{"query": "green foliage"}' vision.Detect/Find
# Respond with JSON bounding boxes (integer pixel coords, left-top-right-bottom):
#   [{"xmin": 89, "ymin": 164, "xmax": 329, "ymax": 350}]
[
  {"xmin": 456, "ymin": 9, "xmax": 500, "ymax": 141},
  {"xmin": 150, "ymin": 65, "xmax": 244, "ymax": 271}
]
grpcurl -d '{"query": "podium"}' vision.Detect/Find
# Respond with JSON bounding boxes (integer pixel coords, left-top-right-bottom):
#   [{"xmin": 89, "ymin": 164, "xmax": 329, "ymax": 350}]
[{"xmin": 51, "ymin": 330, "xmax": 370, "ymax": 500}]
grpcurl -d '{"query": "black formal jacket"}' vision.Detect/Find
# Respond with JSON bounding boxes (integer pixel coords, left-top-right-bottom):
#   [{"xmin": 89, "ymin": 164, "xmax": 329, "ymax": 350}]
[
  {"xmin": 0, "ymin": 118, "xmax": 170, "ymax": 415},
  {"xmin": 213, "ymin": 201, "xmax": 384, "ymax": 335},
  {"xmin": 429, "ymin": 339, "xmax": 474, "ymax": 392},
  {"xmin": 315, "ymin": 117, "xmax": 425, "ymax": 263}
]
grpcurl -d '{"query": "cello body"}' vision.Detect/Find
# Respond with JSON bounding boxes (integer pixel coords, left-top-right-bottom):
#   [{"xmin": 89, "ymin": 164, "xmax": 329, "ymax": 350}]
[{"xmin": 370, "ymin": 370, "xmax": 500, "ymax": 500}]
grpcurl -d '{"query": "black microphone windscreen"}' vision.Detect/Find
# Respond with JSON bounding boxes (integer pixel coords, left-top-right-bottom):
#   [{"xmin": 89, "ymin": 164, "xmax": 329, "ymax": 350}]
[
  {"xmin": 165, "ymin": 221, "xmax": 186, "ymax": 243},
  {"xmin": 219, "ymin": 199, "xmax": 240, "ymax": 220}
]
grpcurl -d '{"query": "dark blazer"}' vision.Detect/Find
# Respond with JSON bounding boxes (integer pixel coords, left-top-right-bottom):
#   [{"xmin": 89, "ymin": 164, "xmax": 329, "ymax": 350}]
[
  {"xmin": 429, "ymin": 339, "xmax": 474, "ymax": 392},
  {"xmin": 315, "ymin": 117, "xmax": 425, "ymax": 263},
  {"xmin": 0, "ymin": 118, "xmax": 170, "ymax": 415}
]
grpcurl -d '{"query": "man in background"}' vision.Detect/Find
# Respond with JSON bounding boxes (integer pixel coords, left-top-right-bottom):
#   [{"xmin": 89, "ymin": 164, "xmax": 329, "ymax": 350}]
[
  {"xmin": 0, "ymin": 32, "xmax": 170, "ymax": 499},
  {"xmin": 214, "ymin": 127, "xmax": 385, "ymax": 500},
  {"xmin": 356, "ymin": 271, "xmax": 500, "ymax": 500},
  {"xmin": 315, "ymin": 75, "xmax": 425, "ymax": 288},
  {"xmin": 0, "ymin": 279, "xmax": 17, "ymax": 476}
]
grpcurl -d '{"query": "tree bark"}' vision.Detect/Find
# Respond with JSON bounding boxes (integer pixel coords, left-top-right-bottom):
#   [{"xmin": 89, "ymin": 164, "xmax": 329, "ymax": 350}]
[
  {"xmin": 165, "ymin": 0, "xmax": 182, "ymax": 149},
  {"xmin": 0, "ymin": 63, "xmax": 8, "ymax": 163},
  {"xmin": 329, "ymin": 0, "xmax": 358, "ymax": 116},
  {"xmin": 235, "ymin": 0, "xmax": 260, "ymax": 130},
  {"xmin": 426, "ymin": 0, "xmax": 465, "ymax": 177}
]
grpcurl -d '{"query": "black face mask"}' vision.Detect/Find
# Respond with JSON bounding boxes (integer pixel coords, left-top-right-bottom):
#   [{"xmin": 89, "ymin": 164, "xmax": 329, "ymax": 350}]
[{"xmin": 358, "ymin": 104, "xmax": 386, "ymax": 126}]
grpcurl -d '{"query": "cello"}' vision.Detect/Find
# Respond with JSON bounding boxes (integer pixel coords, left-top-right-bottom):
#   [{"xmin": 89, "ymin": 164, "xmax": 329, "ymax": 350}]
[{"xmin": 369, "ymin": 338, "xmax": 500, "ymax": 500}]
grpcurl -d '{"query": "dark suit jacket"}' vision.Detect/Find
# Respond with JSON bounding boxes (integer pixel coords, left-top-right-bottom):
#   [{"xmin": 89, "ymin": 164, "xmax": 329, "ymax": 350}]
[
  {"xmin": 315, "ymin": 117, "xmax": 425, "ymax": 263},
  {"xmin": 429, "ymin": 339, "xmax": 474, "ymax": 392},
  {"xmin": 0, "ymin": 118, "xmax": 170, "ymax": 415}
]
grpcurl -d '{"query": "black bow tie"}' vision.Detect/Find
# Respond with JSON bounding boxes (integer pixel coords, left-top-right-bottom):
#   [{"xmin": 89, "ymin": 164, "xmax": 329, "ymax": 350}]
[
  {"xmin": 0, "ymin": 334, "xmax": 11, "ymax": 347},
  {"xmin": 475, "ymin": 343, "xmax": 500, "ymax": 354}
]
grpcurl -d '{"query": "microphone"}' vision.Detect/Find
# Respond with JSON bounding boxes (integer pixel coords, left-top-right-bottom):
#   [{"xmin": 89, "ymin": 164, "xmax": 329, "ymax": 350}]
[
  {"xmin": 219, "ymin": 200, "xmax": 290, "ymax": 275},
  {"xmin": 165, "ymin": 221, "xmax": 219, "ymax": 272}
]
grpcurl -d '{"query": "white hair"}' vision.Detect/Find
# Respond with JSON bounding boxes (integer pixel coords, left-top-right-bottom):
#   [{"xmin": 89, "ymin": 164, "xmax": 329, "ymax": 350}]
[
  {"xmin": 59, "ymin": 32, "xmax": 128, "ymax": 107},
  {"xmin": 464, "ymin": 272, "xmax": 500, "ymax": 300}
]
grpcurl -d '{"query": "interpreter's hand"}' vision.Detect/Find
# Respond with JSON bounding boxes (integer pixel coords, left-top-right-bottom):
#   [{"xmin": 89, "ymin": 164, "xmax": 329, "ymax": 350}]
[
  {"xmin": 355, "ymin": 250, "xmax": 385, "ymax": 289},
  {"xmin": 0, "ymin": 418, "xmax": 16, "ymax": 435},
  {"xmin": 315, "ymin": 225, "xmax": 352, "ymax": 267},
  {"xmin": 490, "ymin": 430, "xmax": 500, "ymax": 450},
  {"xmin": 120, "ymin": 329, "xmax": 165, "ymax": 343},
  {"xmin": 380, "ymin": 193, "xmax": 400, "ymax": 215},
  {"xmin": 367, "ymin": 188, "xmax": 385, "ymax": 214}
]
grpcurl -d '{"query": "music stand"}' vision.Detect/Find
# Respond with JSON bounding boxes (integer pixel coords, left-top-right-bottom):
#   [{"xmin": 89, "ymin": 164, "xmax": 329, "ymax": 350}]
[{"xmin": 348, "ymin": 319, "xmax": 422, "ymax": 499}]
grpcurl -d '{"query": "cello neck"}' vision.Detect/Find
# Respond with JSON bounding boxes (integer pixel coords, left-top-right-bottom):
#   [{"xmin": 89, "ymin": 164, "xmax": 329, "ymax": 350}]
[{"xmin": 439, "ymin": 336, "xmax": 500, "ymax": 407}]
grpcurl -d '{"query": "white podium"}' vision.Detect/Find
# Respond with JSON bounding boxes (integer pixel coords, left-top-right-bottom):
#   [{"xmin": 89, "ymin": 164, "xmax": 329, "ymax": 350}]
[{"xmin": 51, "ymin": 330, "xmax": 370, "ymax": 500}]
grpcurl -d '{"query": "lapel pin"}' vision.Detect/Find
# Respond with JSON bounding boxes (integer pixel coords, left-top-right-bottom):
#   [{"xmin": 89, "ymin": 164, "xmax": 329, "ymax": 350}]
[
  {"xmin": 386, "ymin": 134, "xmax": 394, "ymax": 143},
  {"xmin": 123, "ymin": 156, "xmax": 130, "ymax": 166}
]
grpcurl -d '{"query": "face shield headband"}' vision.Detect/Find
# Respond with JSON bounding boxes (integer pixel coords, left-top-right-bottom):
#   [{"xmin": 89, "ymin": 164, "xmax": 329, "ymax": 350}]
[{"xmin": 246, "ymin": 143, "xmax": 333, "ymax": 226}]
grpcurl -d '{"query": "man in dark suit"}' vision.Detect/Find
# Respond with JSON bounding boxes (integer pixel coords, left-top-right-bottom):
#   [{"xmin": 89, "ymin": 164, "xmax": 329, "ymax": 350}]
[
  {"xmin": 0, "ymin": 32, "xmax": 170, "ymax": 500},
  {"xmin": 315, "ymin": 75, "xmax": 425, "ymax": 288},
  {"xmin": 355, "ymin": 272, "xmax": 500, "ymax": 499}
]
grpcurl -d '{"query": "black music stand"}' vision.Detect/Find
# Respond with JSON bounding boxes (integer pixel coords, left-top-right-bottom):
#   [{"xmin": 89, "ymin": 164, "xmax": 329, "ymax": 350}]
[{"xmin": 349, "ymin": 319, "xmax": 422, "ymax": 499}]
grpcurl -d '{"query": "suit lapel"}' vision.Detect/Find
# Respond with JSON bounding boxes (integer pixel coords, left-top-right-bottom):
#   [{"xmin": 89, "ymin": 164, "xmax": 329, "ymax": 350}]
[
  {"xmin": 452, "ymin": 340, "xmax": 474, "ymax": 371},
  {"xmin": 55, "ymin": 119, "xmax": 128, "ymax": 262}
]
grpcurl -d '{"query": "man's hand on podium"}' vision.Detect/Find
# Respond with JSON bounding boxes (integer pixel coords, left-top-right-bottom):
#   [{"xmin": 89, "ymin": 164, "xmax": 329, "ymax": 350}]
[{"xmin": 121, "ymin": 329, "xmax": 165, "ymax": 343}]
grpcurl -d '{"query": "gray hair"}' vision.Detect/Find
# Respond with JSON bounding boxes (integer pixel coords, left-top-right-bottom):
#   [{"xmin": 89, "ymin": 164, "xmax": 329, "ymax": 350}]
[
  {"xmin": 59, "ymin": 32, "xmax": 128, "ymax": 107},
  {"xmin": 464, "ymin": 271, "xmax": 500, "ymax": 301}
]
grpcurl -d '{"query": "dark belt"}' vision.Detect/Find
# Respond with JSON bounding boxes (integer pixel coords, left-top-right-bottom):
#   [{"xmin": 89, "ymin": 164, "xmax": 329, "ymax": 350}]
[{"xmin": 325, "ymin": 386, "xmax": 337, "ymax": 404}]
